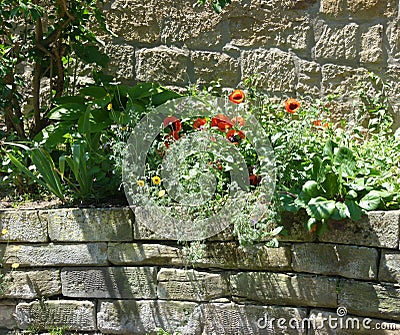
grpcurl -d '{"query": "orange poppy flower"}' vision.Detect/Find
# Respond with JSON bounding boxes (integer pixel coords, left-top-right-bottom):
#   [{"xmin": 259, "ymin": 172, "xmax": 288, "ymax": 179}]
[
  {"xmin": 229, "ymin": 90, "xmax": 245, "ymax": 104},
  {"xmin": 164, "ymin": 116, "xmax": 182, "ymax": 132},
  {"xmin": 211, "ymin": 114, "xmax": 234, "ymax": 132},
  {"xmin": 232, "ymin": 116, "xmax": 245, "ymax": 127},
  {"xmin": 226, "ymin": 129, "xmax": 245, "ymax": 145},
  {"xmin": 323, "ymin": 122, "xmax": 329, "ymax": 128},
  {"xmin": 193, "ymin": 118, "xmax": 207, "ymax": 130},
  {"xmin": 249, "ymin": 174, "xmax": 262, "ymax": 186},
  {"xmin": 313, "ymin": 120, "xmax": 322, "ymax": 127},
  {"xmin": 285, "ymin": 98, "xmax": 301, "ymax": 114}
]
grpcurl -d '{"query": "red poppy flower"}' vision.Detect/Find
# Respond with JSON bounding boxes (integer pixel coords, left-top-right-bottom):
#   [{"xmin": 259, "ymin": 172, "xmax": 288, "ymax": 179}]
[
  {"xmin": 164, "ymin": 116, "xmax": 182, "ymax": 132},
  {"xmin": 226, "ymin": 129, "xmax": 245, "ymax": 145},
  {"xmin": 229, "ymin": 90, "xmax": 245, "ymax": 104},
  {"xmin": 211, "ymin": 114, "xmax": 234, "ymax": 132},
  {"xmin": 164, "ymin": 131, "xmax": 179, "ymax": 148},
  {"xmin": 193, "ymin": 118, "xmax": 207, "ymax": 130},
  {"xmin": 313, "ymin": 120, "xmax": 322, "ymax": 127},
  {"xmin": 285, "ymin": 98, "xmax": 301, "ymax": 114},
  {"xmin": 249, "ymin": 174, "xmax": 262, "ymax": 186},
  {"xmin": 232, "ymin": 116, "xmax": 245, "ymax": 127}
]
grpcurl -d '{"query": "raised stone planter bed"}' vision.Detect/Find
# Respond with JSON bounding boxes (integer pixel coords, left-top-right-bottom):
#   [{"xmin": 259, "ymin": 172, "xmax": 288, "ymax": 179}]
[{"xmin": 0, "ymin": 207, "xmax": 399, "ymax": 334}]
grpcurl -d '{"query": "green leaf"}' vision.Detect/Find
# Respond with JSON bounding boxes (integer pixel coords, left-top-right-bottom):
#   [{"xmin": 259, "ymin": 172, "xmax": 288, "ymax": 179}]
[
  {"xmin": 345, "ymin": 200, "xmax": 362, "ymax": 221},
  {"xmin": 80, "ymin": 86, "xmax": 107, "ymax": 99},
  {"xmin": 306, "ymin": 197, "xmax": 336, "ymax": 220},
  {"xmin": 334, "ymin": 147, "xmax": 356, "ymax": 177},
  {"xmin": 47, "ymin": 103, "xmax": 86, "ymax": 121},
  {"xmin": 78, "ymin": 109, "xmax": 91, "ymax": 134},
  {"xmin": 322, "ymin": 173, "xmax": 339, "ymax": 199},
  {"xmin": 332, "ymin": 202, "xmax": 349, "ymax": 220},
  {"xmin": 359, "ymin": 191, "xmax": 382, "ymax": 210},
  {"xmin": 151, "ymin": 90, "xmax": 181, "ymax": 106},
  {"xmin": 302, "ymin": 180, "xmax": 319, "ymax": 197},
  {"xmin": 323, "ymin": 140, "xmax": 336, "ymax": 158}
]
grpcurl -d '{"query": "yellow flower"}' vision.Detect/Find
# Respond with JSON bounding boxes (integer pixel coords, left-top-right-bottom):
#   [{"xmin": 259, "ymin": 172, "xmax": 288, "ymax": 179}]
[
  {"xmin": 107, "ymin": 103, "xmax": 112, "ymax": 110},
  {"xmin": 1, "ymin": 228, "xmax": 8, "ymax": 235},
  {"xmin": 152, "ymin": 176, "xmax": 161, "ymax": 185},
  {"xmin": 158, "ymin": 190, "xmax": 166, "ymax": 197},
  {"xmin": 121, "ymin": 126, "xmax": 127, "ymax": 131},
  {"xmin": 11, "ymin": 263, "xmax": 19, "ymax": 269},
  {"xmin": 137, "ymin": 180, "xmax": 145, "ymax": 187},
  {"xmin": 13, "ymin": 246, "xmax": 20, "ymax": 251}
]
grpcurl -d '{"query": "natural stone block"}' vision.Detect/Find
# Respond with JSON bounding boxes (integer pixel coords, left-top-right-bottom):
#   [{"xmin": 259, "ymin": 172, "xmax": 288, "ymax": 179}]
[
  {"xmin": 97, "ymin": 300, "xmax": 201, "ymax": 334},
  {"xmin": 320, "ymin": 0, "xmax": 346, "ymax": 15},
  {"xmin": 1, "ymin": 243, "xmax": 108, "ymax": 267},
  {"xmin": 196, "ymin": 242, "xmax": 292, "ymax": 271},
  {"xmin": 292, "ymin": 243, "xmax": 378, "ymax": 280},
  {"xmin": 360, "ymin": 24, "xmax": 383, "ymax": 64},
  {"xmin": 0, "ymin": 301, "xmax": 17, "ymax": 329},
  {"xmin": 379, "ymin": 251, "xmax": 400, "ymax": 283},
  {"xmin": 106, "ymin": 43, "xmax": 135, "ymax": 81},
  {"xmin": 319, "ymin": 211, "xmax": 400, "ymax": 249},
  {"xmin": 48, "ymin": 208, "xmax": 133, "ymax": 242},
  {"xmin": 202, "ymin": 303, "xmax": 307, "ymax": 335},
  {"xmin": 296, "ymin": 59, "xmax": 321, "ymax": 95},
  {"xmin": 241, "ymin": 48, "xmax": 296, "ymax": 93},
  {"xmin": 308, "ymin": 309, "xmax": 400, "ymax": 334},
  {"xmin": 314, "ymin": 21, "xmax": 358, "ymax": 61},
  {"xmin": 278, "ymin": 210, "xmax": 316, "ymax": 243},
  {"xmin": 192, "ymin": 51, "xmax": 239, "ymax": 86},
  {"xmin": 0, "ymin": 269, "xmax": 60, "ymax": 299},
  {"xmin": 157, "ymin": 268, "xmax": 229, "ymax": 302},
  {"xmin": 387, "ymin": 20, "xmax": 400, "ymax": 64},
  {"xmin": 108, "ymin": 243, "xmax": 184, "ymax": 266},
  {"xmin": 338, "ymin": 280, "xmax": 400, "ymax": 321},
  {"xmin": 230, "ymin": 272, "xmax": 338, "ymax": 307},
  {"xmin": 106, "ymin": 0, "xmax": 161, "ymax": 44},
  {"xmin": 347, "ymin": 0, "xmax": 398, "ymax": 17},
  {"xmin": 61, "ymin": 267, "xmax": 157, "ymax": 299},
  {"xmin": 16, "ymin": 300, "xmax": 96, "ymax": 331},
  {"xmin": 0, "ymin": 210, "xmax": 47, "ymax": 243},
  {"xmin": 135, "ymin": 47, "xmax": 189, "ymax": 85}
]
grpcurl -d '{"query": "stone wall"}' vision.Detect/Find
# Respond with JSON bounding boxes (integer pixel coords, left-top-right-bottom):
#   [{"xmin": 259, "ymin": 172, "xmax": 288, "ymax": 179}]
[
  {"xmin": 0, "ymin": 208, "xmax": 400, "ymax": 334},
  {"xmin": 101, "ymin": 0, "xmax": 400, "ymax": 123}
]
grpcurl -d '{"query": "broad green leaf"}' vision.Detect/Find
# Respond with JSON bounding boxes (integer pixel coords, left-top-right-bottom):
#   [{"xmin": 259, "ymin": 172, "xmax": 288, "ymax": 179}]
[
  {"xmin": 74, "ymin": 44, "xmax": 110, "ymax": 67},
  {"xmin": 47, "ymin": 103, "xmax": 86, "ymax": 121},
  {"xmin": 334, "ymin": 147, "xmax": 356, "ymax": 177},
  {"xmin": 345, "ymin": 200, "xmax": 362, "ymax": 221},
  {"xmin": 306, "ymin": 197, "xmax": 336, "ymax": 220},
  {"xmin": 80, "ymin": 86, "xmax": 108, "ymax": 99},
  {"xmin": 323, "ymin": 140, "xmax": 336, "ymax": 158},
  {"xmin": 53, "ymin": 96, "xmax": 86, "ymax": 105},
  {"xmin": 151, "ymin": 90, "xmax": 181, "ymax": 106},
  {"xmin": 78, "ymin": 109, "xmax": 91, "ymax": 134},
  {"xmin": 302, "ymin": 180, "xmax": 319, "ymax": 197},
  {"xmin": 332, "ymin": 202, "xmax": 349, "ymax": 220},
  {"xmin": 359, "ymin": 191, "xmax": 382, "ymax": 210},
  {"xmin": 322, "ymin": 173, "xmax": 339, "ymax": 199}
]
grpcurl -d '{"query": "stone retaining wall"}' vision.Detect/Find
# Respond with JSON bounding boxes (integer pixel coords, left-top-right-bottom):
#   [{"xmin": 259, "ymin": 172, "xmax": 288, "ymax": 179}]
[
  {"xmin": 0, "ymin": 208, "xmax": 400, "ymax": 334},
  {"xmin": 100, "ymin": 0, "xmax": 400, "ymax": 124}
]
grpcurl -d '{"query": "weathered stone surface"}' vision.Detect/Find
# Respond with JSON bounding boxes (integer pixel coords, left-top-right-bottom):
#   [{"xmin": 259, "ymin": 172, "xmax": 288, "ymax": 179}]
[
  {"xmin": 308, "ymin": 309, "xmax": 400, "ymax": 334},
  {"xmin": 0, "ymin": 301, "xmax": 17, "ymax": 329},
  {"xmin": 202, "ymin": 303, "xmax": 307, "ymax": 335},
  {"xmin": 16, "ymin": 300, "xmax": 96, "ymax": 331},
  {"xmin": 314, "ymin": 21, "xmax": 359, "ymax": 61},
  {"xmin": 379, "ymin": 251, "xmax": 400, "ymax": 283},
  {"xmin": 196, "ymin": 242, "xmax": 292, "ymax": 271},
  {"xmin": 157, "ymin": 268, "xmax": 229, "ymax": 301},
  {"xmin": 296, "ymin": 59, "xmax": 321, "ymax": 95},
  {"xmin": 135, "ymin": 47, "xmax": 189, "ymax": 85},
  {"xmin": 241, "ymin": 48, "xmax": 296, "ymax": 93},
  {"xmin": 347, "ymin": 0, "xmax": 398, "ymax": 17},
  {"xmin": 292, "ymin": 243, "xmax": 378, "ymax": 280},
  {"xmin": 278, "ymin": 210, "xmax": 316, "ymax": 242},
  {"xmin": 230, "ymin": 272, "xmax": 338, "ymax": 307},
  {"xmin": 319, "ymin": 211, "xmax": 400, "ymax": 249},
  {"xmin": 0, "ymin": 269, "xmax": 60, "ymax": 299},
  {"xmin": 1, "ymin": 243, "xmax": 108, "ymax": 267},
  {"xmin": 106, "ymin": 0, "xmax": 161, "ymax": 44},
  {"xmin": 108, "ymin": 243, "xmax": 184, "ymax": 266},
  {"xmin": 105, "ymin": 43, "xmax": 135, "ymax": 81},
  {"xmin": 61, "ymin": 267, "xmax": 157, "ymax": 299},
  {"xmin": 97, "ymin": 300, "xmax": 201, "ymax": 334},
  {"xmin": 192, "ymin": 51, "xmax": 239, "ymax": 86},
  {"xmin": 320, "ymin": 0, "xmax": 346, "ymax": 15},
  {"xmin": 360, "ymin": 25, "xmax": 383, "ymax": 64},
  {"xmin": 338, "ymin": 280, "xmax": 400, "ymax": 321},
  {"xmin": 0, "ymin": 210, "xmax": 47, "ymax": 243},
  {"xmin": 384, "ymin": 66, "xmax": 400, "ymax": 129},
  {"xmin": 387, "ymin": 20, "xmax": 400, "ymax": 65},
  {"xmin": 48, "ymin": 208, "xmax": 133, "ymax": 242}
]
